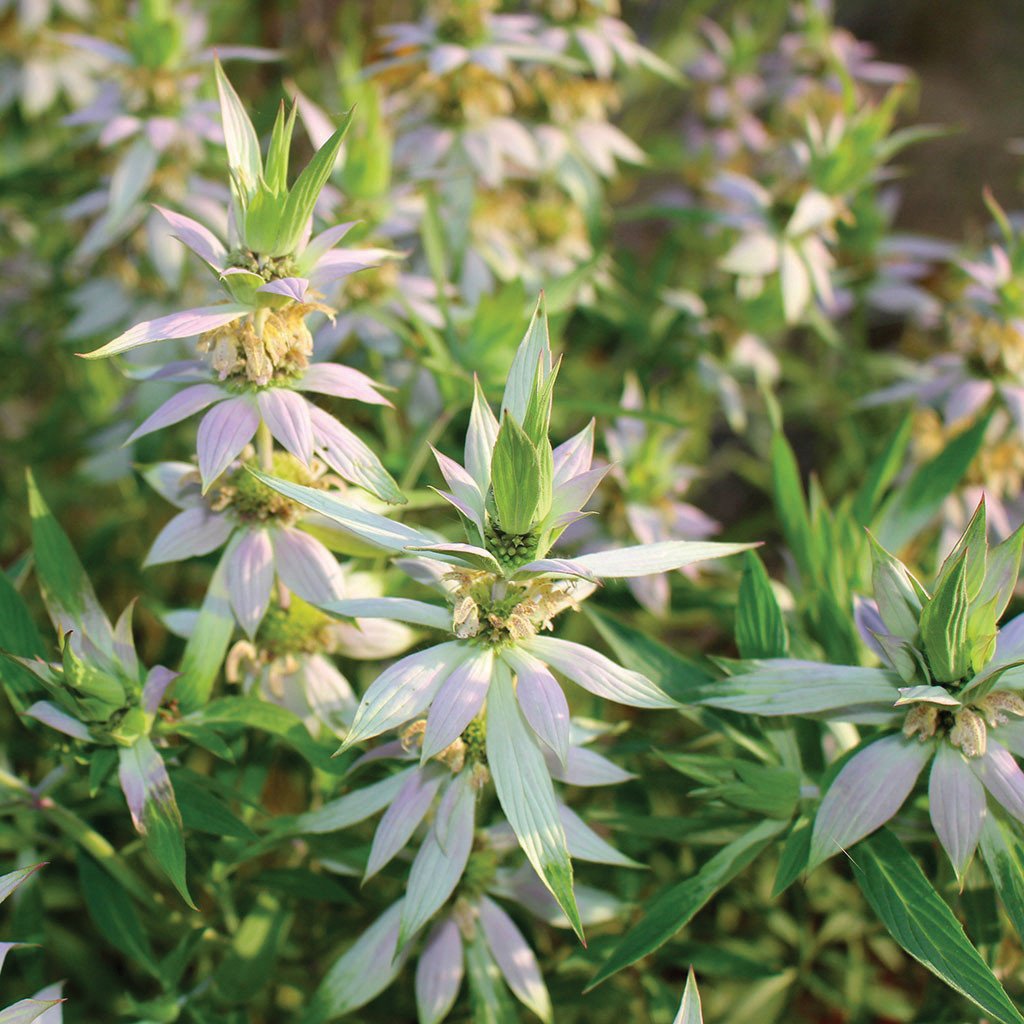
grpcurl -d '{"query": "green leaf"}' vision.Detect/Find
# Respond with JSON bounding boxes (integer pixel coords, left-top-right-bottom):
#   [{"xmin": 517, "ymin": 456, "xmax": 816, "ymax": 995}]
[
  {"xmin": 174, "ymin": 546, "xmax": 235, "ymax": 711},
  {"xmin": 585, "ymin": 605, "xmax": 711, "ymax": 703},
  {"xmin": 119, "ymin": 738, "xmax": 193, "ymax": 907},
  {"xmin": 673, "ymin": 968, "xmax": 703, "ymax": 1024},
  {"xmin": 854, "ymin": 829, "xmax": 1024, "ymax": 1024},
  {"xmin": 735, "ymin": 552, "xmax": 788, "ymax": 659},
  {"xmin": 273, "ymin": 114, "xmax": 352, "ymax": 256},
  {"xmin": 26, "ymin": 469, "xmax": 114, "ymax": 655},
  {"xmin": 587, "ymin": 819, "xmax": 785, "ymax": 989},
  {"xmin": 213, "ymin": 891, "xmax": 293, "ymax": 1003},
  {"xmin": 852, "ymin": 411, "xmax": 913, "ymax": 525},
  {"xmin": 77, "ymin": 853, "xmax": 160, "ymax": 978},
  {"xmin": 933, "ymin": 498, "xmax": 988, "ymax": 602},
  {"xmin": 980, "ymin": 812, "xmax": 1024, "ymax": 944},
  {"xmin": 180, "ymin": 697, "xmax": 347, "ymax": 775},
  {"xmin": 770, "ymin": 431, "xmax": 816, "ymax": 579},
  {"xmin": 771, "ymin": 816, "xmax": 812, "ymax": 897},
  {"xmin": 874, "ymin": 411, "xmax": 992, "ymax": 551},
  {"xmin": 490, "ymin": 414, "xmax": 542, "ymax": 536},
  {"xmin": 0, "ymin": 571, "xmax": 47, "ymax": 705},
  {"xmin": 170, "ymin": 773, "xmax": 257, "ymax": 840},
  {"xmin": 919, "ymin": 550, "xmax": 970, "ymax": 683}
]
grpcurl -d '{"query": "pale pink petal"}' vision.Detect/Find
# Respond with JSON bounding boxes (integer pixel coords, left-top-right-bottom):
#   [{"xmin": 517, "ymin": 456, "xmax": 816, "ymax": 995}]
[
  {"xmin": 153, "ymin": 205, "xmax": 227, "ymax": 271},
  {"xmin": 196, "ymin": 397, "xmax": 259, "ymax": 490},
  {"xmin": 421, "ymin": 649, "xmax": 495, "ymax": 761},
  {"xmin": 296, "ymin": 364, "xmax": 392, "ymax": 407},
  {"xmin": 142, "ymin": 665, "xmax": 178, "ymax": 714},
  {"xmin": 809, "ymin": 735, "xmax": 932, "ymax": 868},
  {"xmin": 478, "ymin": 896, "xmax": 551, "ymax": 1022},
  {"xmin": 126, "ymin": 384, "xmax": 224, "ymax": 443},
  {"xmin": 523, "ymin": 635, "xmax": 675, "ymax": 708},
  {"xmin": 257, "ymin": 389, "xmax": 314, "ymax": 465},
  {"xmin": 273, "ymin": 527, "xmax": 344, "ymax": 605},
  {"xmin": 502, "ymin": 649, "xmax": 569, "ymax": 764},
  {"xmin": 973, "ymin": 740, "xmax": 1024, "ymax": 822},
  {"xmin": 548, "ymin": 746, "xmax": 634, "ymax": 787},
  {"xmin": 226, "ymin": 529, "xmax": 274, "ymax": 638},
  {"xmin": 345, "ymin": 642, "xmax": 469, "ymax": 747},
  {"xmin": 257, "ymin": 277, "xmax": 309, "ymax": 302},
  {"xmin": 365, "ymin": 767, "xmax": 446, "ymax": 880},
  {"xmin": 929, "ymin": 742, "xmax": 985, "ymax": 877},
  {"xmin": 416, "ymin": 918, "xmax": 464, "ymax": 1024},
  {"xmin": 144, "ymin": 507, "xmax": 234, "ymax": 566},
  {"xmin": 80, "ymin": 304, "xmax": 249, "ymax": 359}
]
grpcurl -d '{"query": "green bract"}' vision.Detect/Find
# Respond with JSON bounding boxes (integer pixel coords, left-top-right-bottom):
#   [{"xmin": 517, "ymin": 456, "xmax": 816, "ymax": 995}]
[{"xmin": 215, "ymin": 59, "xmax": 352, "ymax": 261}]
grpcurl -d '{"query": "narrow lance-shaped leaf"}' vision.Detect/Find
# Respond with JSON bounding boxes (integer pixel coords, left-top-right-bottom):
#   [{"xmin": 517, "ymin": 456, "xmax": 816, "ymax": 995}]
[
  {"xmin": 673, "ymin": 969, "xmax": 704, "ymax": 1024},
  {"xmin": 486, "ymin": 661, "xmax": 583, "ymax": 942},
  {"xmin": 502, "ymin": 295, "xmax": 552, "ymax": 424},
  {"xmin": 854, "ymin": 829, "xmax": 1024, "ymax": 1024},
  {"xmin": 866, "ymin": 531, "xmax": 924, "ymax": 642},
  {"xmin": 735, "ymin": 551, "xmax": 788, "ymax": 659},
  {"xmin": 117, "ymin": 737, "xmax": 193, "ymax": 907},
  {"xmin": 587, "ymin": 818, "xmax": 785, "ymax": 989},
  {"xmin": 980, "ymin": 811, "xmax": 1024, "ymax": 945},
  {"xmin": 26, "ymin": 470, "xmax": 114, "ymax": 657}
]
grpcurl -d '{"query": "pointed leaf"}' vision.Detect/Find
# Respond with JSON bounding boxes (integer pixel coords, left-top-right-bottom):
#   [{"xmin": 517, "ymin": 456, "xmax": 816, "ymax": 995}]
[
  {"xmin": 486, "ymin": 662, "xmax": 583, "ymax": 942},
  {"xmin": 854, "ymin": 829, "xmax": 1024, "ymax": 1024}
]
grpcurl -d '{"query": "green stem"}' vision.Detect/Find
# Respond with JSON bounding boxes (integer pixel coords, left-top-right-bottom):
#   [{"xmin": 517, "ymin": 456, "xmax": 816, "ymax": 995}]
[
  {"xmin": 44, "ymin": 802, "xmax": 160, "ymax": 908},
  {"xmin": 0, "ymin": 770, "xmax": 159, "ymax": 909},
  {"xmin": 256, "ymin": 419, "xmax": 274, "ymax": 472}
]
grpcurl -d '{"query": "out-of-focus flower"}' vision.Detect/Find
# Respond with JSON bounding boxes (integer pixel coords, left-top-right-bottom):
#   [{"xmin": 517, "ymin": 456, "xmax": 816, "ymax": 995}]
[
  {"xmin": 61, "ymin": 1, "xmax": 277, "ymax": 276},
  {"xmin": 0, "ymin": 0, "xmax": 101, "ymax": 119},
  {"xmin": 864, "ymin": 194, "xmax": 1024, "ymax": 539},
  {"xmin": 126, "ymin": 355, "xmax": 398, "ymax": 495},
  {"xmin": 586, "ymin": 374, "xmax": 720, "ymax": 616}
]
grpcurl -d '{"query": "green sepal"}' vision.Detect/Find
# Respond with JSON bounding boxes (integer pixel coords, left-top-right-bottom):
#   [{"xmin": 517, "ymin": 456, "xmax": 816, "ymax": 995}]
[
  {"xmin": 934, "ymin": 499, "xmax": 988, "ymax": 603},
  {"xmin": 919, "ymin": 550, "xmax": 970, "ymax": 683},
  {"xmin": 214, "ymin": 59, "xmax": 261, "ymax": 200},
  {"xmin": 967, "ymin": 519, "xmax": 1024, "ymax": 670},
  {"xmin": 490, "ymin": 413, "xmax": 542, "ymax": 536},
  {"xmin": 270, "ymin": 113, "xmax": 352, "ymax": 257},
  {"xmin": 866, "ymin": 531, "xmax": 924, "ymax": 643},
  {"xmin": 60, "ymin": 634, "xmax": 127, "ymax": 713},
  {"xmin": 264, "ymin": 99, "xmax": 299, "ymax": 196}
]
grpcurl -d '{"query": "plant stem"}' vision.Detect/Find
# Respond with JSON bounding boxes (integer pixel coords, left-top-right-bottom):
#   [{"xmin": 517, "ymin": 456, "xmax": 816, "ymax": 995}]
[
  {"xmin": 0, "ymin": 769, "xmax": 159, "ymax": 909},
  {"xmin": 256, "ymin": 419, "xmax": 274, "ymax": 471}
]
